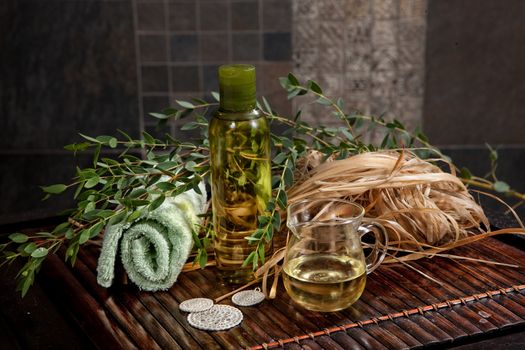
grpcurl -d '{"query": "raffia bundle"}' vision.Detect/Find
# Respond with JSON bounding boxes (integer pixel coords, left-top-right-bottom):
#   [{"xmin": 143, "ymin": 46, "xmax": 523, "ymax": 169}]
[
  {"xmin": 243, "ymin": 150, "xmax": 524, "ymax": 299},
  {"xmin": 287, "ymin": 150, "xmax": 490, "ymax": 247}
]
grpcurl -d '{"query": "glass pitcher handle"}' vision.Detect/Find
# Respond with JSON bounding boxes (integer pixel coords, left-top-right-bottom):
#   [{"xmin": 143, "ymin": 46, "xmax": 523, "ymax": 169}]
[{"xmin": 357, "ymin": 218, "xmax": 388, "ymax": 274}]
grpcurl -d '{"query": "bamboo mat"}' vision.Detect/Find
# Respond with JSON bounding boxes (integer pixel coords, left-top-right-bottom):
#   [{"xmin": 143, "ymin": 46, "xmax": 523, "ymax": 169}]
[{"xmin": 39, "ymin": 237, "xmax": 525, "ymax": 350}]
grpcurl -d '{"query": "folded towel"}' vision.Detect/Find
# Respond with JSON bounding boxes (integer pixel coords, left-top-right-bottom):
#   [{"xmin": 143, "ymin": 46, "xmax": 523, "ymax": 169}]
[{"xmin": 97, "ymin": 182, "xmax": 206, "ymax": 291}]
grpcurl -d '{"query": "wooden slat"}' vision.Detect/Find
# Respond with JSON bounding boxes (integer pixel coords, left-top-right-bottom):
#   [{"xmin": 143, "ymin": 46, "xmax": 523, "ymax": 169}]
[
  {"xmin": 37, "ymin": 235, "xmax": 525, "ymax": 350},
  {"xmin": 40, "ymin": 254, "xmax": 137, "ymax": 350},
  {"xmin": 71, "ymin": 249, "xmax": 163, "ymax": 350},
  {"xmin": 411, "ymin": 259, "xmax": 522, "ymax": 329},
  {"xmin": 380, "ymin": 265, "xmax": 485, "ymax": 337}
]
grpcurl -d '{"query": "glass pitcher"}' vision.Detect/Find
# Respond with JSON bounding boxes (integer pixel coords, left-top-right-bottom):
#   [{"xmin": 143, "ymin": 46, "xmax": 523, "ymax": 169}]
[{"xmin": 283, "ymin": 198, "xmax": 388, "ymax": 312}]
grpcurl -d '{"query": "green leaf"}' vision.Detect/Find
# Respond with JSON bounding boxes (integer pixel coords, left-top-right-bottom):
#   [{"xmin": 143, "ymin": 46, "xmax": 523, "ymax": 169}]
[
  {"xmin": 20, "ymin": 272, "xmax": 34, "ymax": 297},
  {"xmin": 258, "ymin": 243, "xmax": 266, "ymax": 264},
  {"xmin": 316, "ymin": 97, "xmax": 332, "ymax": 106},
  {"xmin": 31, "ymin": 247, "xmax": 49, "ymax": 258},
  {"xmin": 185, "ymin": 161, "xmax": 197, "ymax": 172},
  {"xmin": 108, "ymin": 137, "xmax": 118, "ymax": 148},
  {"xmin": 181, "ymin": 122, "xmax": 200, "ymax": 130},
  {"xmin": 108, "ymin": 210, "xmax": 127, "ymax": 226},
  {"xmin": 176, "ymin": 100, "xmax": 195, "ymax": 109},
  {"xmin": 211, "ymin": 91, "xmax": 220, "ymax": 102},
  {"xmin": 93, "ymin": 144, "xmax": 101, "ymax": 168},
  {"xmin": 287, "ymin": 73, "xmax": 299, "ymax": 86},
  {"xmin": 198, "ymin": 249, "xmax": 208, "ymax": 269},
  {"xmin": 273, "ymin": 152, "xmax": 288, "ymax": 165},
  {"xmin": 41, "ymin": 184, "xmax": 68, "ymax": 194},
  {"xmin": 242, "ymin": 251, "xmax": 256, "ymax": 267},
  {"xmin": 149, "ymin": 194, "xmax": 165, "ymax": 211},
  {"xmin": 79, "ymin": 230, "xmax": 90, "ymax": 244},
  {"xmin": 85, "ymin": 176, "xmax": 100, "ymax": 189},
  {"xmin": 65, "ymin": 228, "xmax": 74, "ymax": 240},
  {"xmin": 88, "ymin": 222, "xmax": 105, "ymax": 239},
  {"xmin": 129, "ymin": 188, "xmax": 147, "ymax": 198},
  {"xmin": 79, "ymin": 133, "xmax": 100, "ymax": 143},
  {"xmin": 493, "ymin": 181, "xmax": 510, "ymax": 193},
  {"xmin": 276, "ymin": 190, "xmax": 288, "ymax": 209},
  {"xmin": 460, "ymin": 167, "xmax": 472, "ymax": 180},
  {"xmin": 307, "ymin": 80, "xmax": 323, "ymax": 94},
  {"xmin": 127, "ymin": 210, "xmax": 143, "ymax": 222},
  {"xmin": 142, "ymin": 131, "xmax": 156, "ymax": 145},
  {"xmin": 340, "ymin": 127, "xmax": 354, "ymax": 141},
  {"xmin": 283, "ymin": 167, "xmax": 294, "ymax": 187},
  {"xmin": 23, "ymin": 242, "xmax": 37, "ymax": 254},
  {"xmin": 9, "ymin": 233, "xmax": 28, "ymax": 243},
  {"xmin": 149, "ymin": 112, "xmax": 170, "ymax": 120},
  {"xmin": 156, "ymin": 182, "xmax": 176, "ymax": 191}
]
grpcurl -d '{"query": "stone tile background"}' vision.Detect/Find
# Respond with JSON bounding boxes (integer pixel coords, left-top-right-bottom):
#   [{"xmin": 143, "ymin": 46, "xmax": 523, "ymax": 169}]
[
  {"xmin": 135, "ymin": 0, "xmax": 294, "ymax": 139},
  {"xmin": 292, "ymin": 0, "xmax": 427, "ymax": 132},
  {"xmin": 1, "ymin": 0, "xmax": 525, "ymax": 222}
]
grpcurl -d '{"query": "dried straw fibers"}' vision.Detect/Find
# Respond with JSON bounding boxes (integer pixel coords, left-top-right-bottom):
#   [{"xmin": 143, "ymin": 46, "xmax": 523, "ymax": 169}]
[{"xmin": 288, "ymin": 151, "xmax": 489, "ymax": 246}]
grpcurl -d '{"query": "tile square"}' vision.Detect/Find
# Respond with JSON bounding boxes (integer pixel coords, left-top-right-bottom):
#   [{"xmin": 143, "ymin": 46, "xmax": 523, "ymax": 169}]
[
  {"xmin": 294, "ymin": 20, "xmax": 319, "ymax": 49},
  {"xmin": 371, "ymin": 20, "xmax": 397, "ymax": 45},
  {"xmin": 202, "ymin": 64, "xmax": 220, "ymax": 93},
  {"xmin": 171, "ymin": 34, "xmax": 199, "ymax": 62},
  {"xmin": 136, "ymin": 2, "xmax": 165, "ymax": 31},
  {"xmin": 397, "ymin": 69, "xmax": 424, "ymax": 97},
  {"xmin": 201, "ymin": 33, "xmax": 229, "ymax": 62},
  {"xmin": 346, "ymin": 20, "xmax": 372, "ymax": 45},
  {"xmin": 139, "ymin": 34, "xmax": 166, "ymax": 63},
  {"xmin": 168, "ymin": 1, "xmax": 197, "ymax": 31},
  {"xmin": 293, "ymin": 48, "xmax": 319, "ymax": 72},
  {"xmin": 398, "ymin": 19, "xmax": 426, "ymax": 45},
  {"xmin": 232, "ymin": 33, "xmax": 261, "ymax": 61},
  {"xmin": 345, "ymin": 44, "xmax": 371, "ymax": 72},
  {"xmin": 319, "ymin": 22, "xmax": 345, "ymax": 48},
  {"xmin": 263, "ymin": 0, "xmax": 292, "ymax": 31},
  {"xmin": 370, "ymin": 69, "xmax": 397, "ymax": 98},
  {"xmin": 232, "ymin": 1, "xmax": 259, "ymax": 30},
  {"xmin": 345, "ymin": 0, "xmax": 371, "ymax": 19},
  {"xmin": 141, "ymin": 65, "xmax": 169, "ymax": 92},
  {"xmin": 200, "ymin": 1, "xmax": 228, "ymax": 31},
  {"xmin": 372, "ymin": 0, "xmax": 398, "ymax": 20},
  {"xmin": 259, "ymin": 62, "xmax": 293, "ymax": 94},
  {"xmin": 293, "ymin": 0, "xmax": 318, "ymax": 20},
  {"xmin": 171, "ymin": 65, "xmax": 200, "ymax": 92},
  {"xmin": 399, "ymin": 0, "xmax": 428, "ymax": 18},
  {"xmin": 263, "ymin": 32, "xmax": 291, "ymax": 61},
  {"xmin": 371, "ymin": 45, "xmax": 398, "ymax": 71},
  {"xmin": 318, "ymin": 0, "xmax": 345, "ymax": 20},
  {"xmin": 318, "ymin": 47, "xmax": 344, "ymax": 73},
  {"xmin": 398, "ymin": 43, "xmax": 424, "ymax": 70}
]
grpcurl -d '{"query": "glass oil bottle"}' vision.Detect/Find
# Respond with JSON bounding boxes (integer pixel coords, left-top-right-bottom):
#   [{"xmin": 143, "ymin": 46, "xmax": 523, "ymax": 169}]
[{"xmin": 209, "ymin": 64, "xmax": 271, "ymax": 283}]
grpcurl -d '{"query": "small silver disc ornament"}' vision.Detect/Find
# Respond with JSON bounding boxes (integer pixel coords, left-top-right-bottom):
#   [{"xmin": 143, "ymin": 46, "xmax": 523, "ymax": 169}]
[
  {"xmin": 179, "ymin": 298, "xmax": 214, "ymax": 313},
  {"xmin": 187, "ymin": 304, "xmax": 243, "ymax": 331},
  {"xmin": 231, "ymin": 287, "xmax": 265, "ymax": 306}
]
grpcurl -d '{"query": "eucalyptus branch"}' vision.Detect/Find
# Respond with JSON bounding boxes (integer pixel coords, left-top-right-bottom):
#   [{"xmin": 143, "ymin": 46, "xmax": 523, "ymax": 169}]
[{"xmin": 3, "ymin": 75, "xmax": 525, "ymax": 297}]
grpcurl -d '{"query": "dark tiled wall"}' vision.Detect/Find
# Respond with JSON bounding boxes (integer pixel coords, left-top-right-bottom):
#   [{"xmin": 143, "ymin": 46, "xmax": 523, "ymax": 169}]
[
  {"xmin": 424, "ymin": 0, "xmax": 525, "ymax": 146},
  {"xmin": 135, "ymin": 0, "xmax": 293, "ymax": 136},
  {"xmin": 424, "ymin": 0, "xmax": 525, "ymax": 214},
  {"xmin": 0, "ymin": 0, "xmax": 293, "ymax": 223},
  {"xmin": 0, "ymin": 0, "xmax": 139, "ymax": 223}
]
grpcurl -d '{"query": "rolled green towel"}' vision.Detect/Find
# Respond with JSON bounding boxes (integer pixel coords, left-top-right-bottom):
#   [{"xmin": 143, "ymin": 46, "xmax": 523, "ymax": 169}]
[{"xmin": 97, "ymin": 182, "xmax": 206, "ymax": 291}]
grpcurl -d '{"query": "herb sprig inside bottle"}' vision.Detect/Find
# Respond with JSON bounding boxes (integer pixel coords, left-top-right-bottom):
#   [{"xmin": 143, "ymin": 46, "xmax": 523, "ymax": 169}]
[{"xmin": 209, "ymin": 64, "xmax": 272, "ymax": 283}]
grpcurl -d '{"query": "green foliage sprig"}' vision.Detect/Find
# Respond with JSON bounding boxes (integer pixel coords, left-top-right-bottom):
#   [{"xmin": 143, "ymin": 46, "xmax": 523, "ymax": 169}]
[{"xmin": 2, "ymin": 74, "xmax": 523, "ymax": 296}]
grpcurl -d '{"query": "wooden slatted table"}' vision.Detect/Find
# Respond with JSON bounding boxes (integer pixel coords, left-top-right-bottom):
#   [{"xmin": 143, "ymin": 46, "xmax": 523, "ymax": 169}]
[{"xmin": 37, "ymin": 234, "xmax": 525, "ymax": 350}]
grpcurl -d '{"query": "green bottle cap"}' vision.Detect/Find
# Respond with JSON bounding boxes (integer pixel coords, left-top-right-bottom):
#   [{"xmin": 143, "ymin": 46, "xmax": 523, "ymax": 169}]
[{"xmin": 219, "ymin": 64, "xmax": 256, "ymax": 112}]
